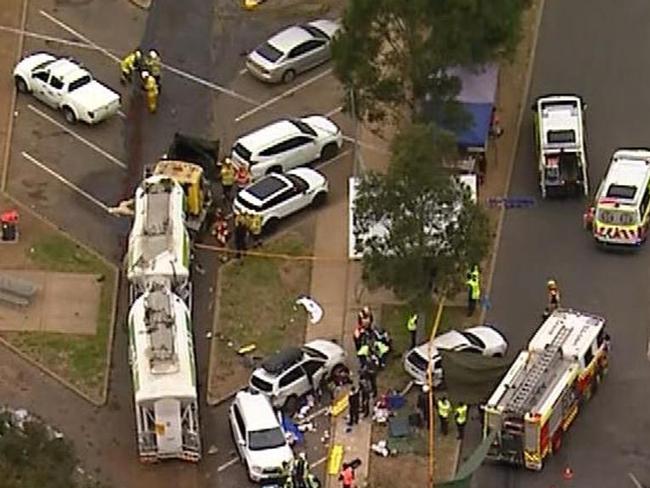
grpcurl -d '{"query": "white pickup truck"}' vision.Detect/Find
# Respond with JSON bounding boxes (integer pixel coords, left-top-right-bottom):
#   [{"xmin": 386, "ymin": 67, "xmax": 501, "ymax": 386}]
[{"xmin": 13, "ymin": 52, "xmax": 121, "ymax": 124}]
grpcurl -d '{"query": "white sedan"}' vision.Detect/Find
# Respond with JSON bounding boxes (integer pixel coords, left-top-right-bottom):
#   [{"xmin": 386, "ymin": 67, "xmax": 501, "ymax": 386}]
[
  {"xmin": 13, "ymin": 52, "xmax": 121, "ymax": 124},
  {"xmin": 233, "ymin": 167, "xmax": 328, "ymax": 233},
  {"xmin": 231, "ymin": 116, "xmax": 343, "ymax": 180},
  {"xmin": 404, "ymin": 324, "xmax": 508, "ymax": 386}
]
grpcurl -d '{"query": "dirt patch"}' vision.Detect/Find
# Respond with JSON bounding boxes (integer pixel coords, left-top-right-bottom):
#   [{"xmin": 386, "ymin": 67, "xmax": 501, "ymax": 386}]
[{"xmin": 208, "ymin": 224, "xmax": 315, "ymax": 403}]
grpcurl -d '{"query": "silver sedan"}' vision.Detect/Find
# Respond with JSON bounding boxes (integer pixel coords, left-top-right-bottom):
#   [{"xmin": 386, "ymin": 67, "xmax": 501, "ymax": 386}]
[{"xmin": 246, "ymin": 19, "xmax": 340, "ymax": 84}]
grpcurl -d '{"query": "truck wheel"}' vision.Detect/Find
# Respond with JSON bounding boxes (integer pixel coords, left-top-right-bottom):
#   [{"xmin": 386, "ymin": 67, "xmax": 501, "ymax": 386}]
[
  {"xmin": 14, "ymin": 77, "xmax": 28, "ymax": 93},
  {"xmin": 62, "ymin": 107, "xmax": 77, "ymax": 124}
]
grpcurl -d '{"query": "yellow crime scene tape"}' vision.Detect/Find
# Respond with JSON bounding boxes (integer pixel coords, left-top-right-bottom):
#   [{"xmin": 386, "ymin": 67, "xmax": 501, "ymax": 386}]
[{"xmin": 327, "ymin": 444, "xmax": 344, "ymax": 475}]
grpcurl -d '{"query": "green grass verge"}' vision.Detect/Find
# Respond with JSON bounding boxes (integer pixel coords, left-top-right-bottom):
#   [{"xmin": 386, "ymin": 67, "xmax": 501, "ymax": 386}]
[
  {"xmin": 210, "ymin": 231, "xmax": 313, "ymax": 399},
  {"xmin": 378, "ymin": 302, "xmax": 468, "ymax": 392},
  {"xmin": 0, "ymin": 234, "xmax": 115, "ymax": 402}
]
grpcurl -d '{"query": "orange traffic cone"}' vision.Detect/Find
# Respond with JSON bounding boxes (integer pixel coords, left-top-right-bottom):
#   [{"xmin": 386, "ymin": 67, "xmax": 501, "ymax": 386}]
[{"xmin": 563, "ymin": 466, "xmax": 574, "ymax": 480}]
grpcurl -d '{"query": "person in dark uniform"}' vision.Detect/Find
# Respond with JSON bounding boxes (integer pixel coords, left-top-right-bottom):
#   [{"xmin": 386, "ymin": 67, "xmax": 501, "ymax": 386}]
[{"xmin": 347, "ymin": 385, "xmax": 360, "ymax": 427}]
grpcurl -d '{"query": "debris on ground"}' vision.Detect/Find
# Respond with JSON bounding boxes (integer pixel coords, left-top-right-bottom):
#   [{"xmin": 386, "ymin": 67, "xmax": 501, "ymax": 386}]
[
  {"xmin": 295, "ymin": 295, "xmax": 323, "ymax": 324},
  {"xmin": 208, "ymin": 445, "xmax": 219, "ymax": 455},
  {"xmin": 371, "ymin": 440, "xmax": 393, "ymax": 457}
]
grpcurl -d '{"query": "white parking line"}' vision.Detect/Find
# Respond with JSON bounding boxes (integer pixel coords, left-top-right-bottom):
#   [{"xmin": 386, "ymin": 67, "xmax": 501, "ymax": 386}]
[
  {"xmin": 38, "ymin": 10, "xmax": 259, "ymax": 106},
  {"xmin": 0, "ymin": 24, "xmax": 97, "ymax": 51},
  {"xmin": 235, "ymin": 68, "xmax": 333, "ymax": 123},
  {"xmin": 325, "ymin": 106, "xmax": 343, "ymax": 117},
  {"xmin": 117, "ymin": 109, "xmax": 126, "ymax": 119},
  {"xmin": 238, "ymin": 68, "xmax": 247, "ymax": 75},
  {"xmin": 628, "ymin": 473, "xmax": 644, "ymax": 488},
  {"xmin": 217, "ymin": 457, "xmax": 239, "ymax": 472},
  {"xmin": 315, "ymin": 149, "xmax": 351, "ymax": 170},
  {"xmin": 312, "ymin": 456, "xmax": 328, "ymax": 468},
  {"xmin": 28, "ymin": 104, "xmax": 127, "ymax": 170},
  {"xmin": 21, "ymin": 151, "xmax": 111, "ymax": 213}
]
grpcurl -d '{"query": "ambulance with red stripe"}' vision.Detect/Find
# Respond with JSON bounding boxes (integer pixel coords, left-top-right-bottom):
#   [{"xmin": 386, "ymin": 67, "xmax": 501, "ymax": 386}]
[
  {"xmin": 584, "ymin": 148, "xmax": 650, "ymax": 246},
  {"xmin": 483, "ymin": 309, "xmax": 609, "ymax": 471}
]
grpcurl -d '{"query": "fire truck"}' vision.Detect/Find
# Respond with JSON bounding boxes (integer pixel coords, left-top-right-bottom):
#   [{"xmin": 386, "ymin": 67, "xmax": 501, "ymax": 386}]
[{"xmin": 483, "ymin": 308, "xmax": 609, "ymax": 470}]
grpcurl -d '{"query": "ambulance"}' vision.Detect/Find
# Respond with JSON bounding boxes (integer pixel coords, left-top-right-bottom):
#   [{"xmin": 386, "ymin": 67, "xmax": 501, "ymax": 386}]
[{"xmin": 584, "ymin": 148, "xmax": 650, "ymax": 247}]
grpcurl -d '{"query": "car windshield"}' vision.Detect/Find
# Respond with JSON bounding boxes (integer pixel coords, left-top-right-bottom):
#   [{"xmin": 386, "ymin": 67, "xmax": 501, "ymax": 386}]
[
  {"xmin": 302, "ymin": 345, "xmax": 327, "ymax": 360},
  {"xmin": 248, "ymin": 427, "xmax": 286, "ymax": 451},
  {"xmin": 233, "ymin": 143, "xmax": 252, "ymax": 163},
  {"xmin": 547, "ymin": 130, "xmax": 576, "ymax": 144},
  {"xmin": 460, "ymin": 331, "xmax": 486, "ymax": 349},
  {"xmin": 68, "ymin": 75, "xmax": 92, "ymax": 92},
  {"xmin": 300, "ymin": 24, "xmax": 329, "ymax": 39},
  {"xmin": 250, "ymin": 374, "xmax": 273, "ymax": 392},
  {"xmin": 289, "ymin": 119, "xmax": 317, "ymax": 137},
  {"xmin": 33, "ymin": 59, "xmax": 55, "ymax": 71},
  {"xmin": 285, "ymin": 174, "xmax": 308, "ymax": 193},
  {"xmin": 255, "ymin": 42, "xmax": 284, "ymax": 63}
]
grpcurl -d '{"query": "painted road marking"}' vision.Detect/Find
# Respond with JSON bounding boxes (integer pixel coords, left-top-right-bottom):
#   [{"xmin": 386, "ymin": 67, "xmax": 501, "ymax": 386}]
[
  {"xmin": 312, "ymin": 456, "xmax": 328, "ymax": 468},
  {"xmin": 234, "ymin": 68, "xmax": 333, "ymax": 123},
  {"xmin": 314, "ymin": 149, "xmax": 351, "ymax": 170},
  {"xmin": 0, "ymin": 24, "xmax": 96, "ymax": 50},
  {"xmin": 217, "ymin": 457, "xmax": 239, "ymax": 472},
  {"xmin": 325, "ymin": 105, "xmax": 343, "ymax": 117},
  {"xmin": 21, "ymin": 151, "xmax": 111, "ymax": 213},
  {"xmin": 628, "ymin": 473, "xmax": 644, "ymax": 488},
  {"xmin": 28, "ymin": 104, "xmax": 127, "ymax": 170},
  {"xmin": 38, "ymin": 10, "xmax": 259, "ymax": 106}
]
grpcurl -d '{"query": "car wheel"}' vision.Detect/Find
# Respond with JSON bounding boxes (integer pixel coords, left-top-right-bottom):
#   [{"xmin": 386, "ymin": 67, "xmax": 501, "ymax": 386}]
[
  {"xmin": 494, "ymin": 352, "xmax": 504, "ymax": 358},
  {"xmin": 282, "ymin": 69, "xmax": 296, "ymax": 84},
  {"xmin": 14, "ymin": 77, "xmax": 28, "ymax": 93},
  {"xmin": 266, "ymin": 165, "xmax": 283, "ymax": 175},
  {"xmin": 283, "ymin": 395, "xmax": 299, "ymax": 415},
  {"xmin": 263, "ymin": 217, "xmax": 279, "ymax": 235},
  {"xmin": 312, "ymin": 192, "xmax": 327, "ymax": 208},
  {"xmin": 62, "ymin": 106, "xmax": 77, "ymax": 124},
  {"xmin": 320, "ymin": 143, "xmax": 339, "ymax": 162}
]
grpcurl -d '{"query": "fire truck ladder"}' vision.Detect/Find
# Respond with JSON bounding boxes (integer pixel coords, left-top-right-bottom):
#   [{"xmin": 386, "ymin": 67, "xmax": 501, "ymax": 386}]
[{"xmin": 506, "ymin": 324, "xmax": 572, "ymax": 415}]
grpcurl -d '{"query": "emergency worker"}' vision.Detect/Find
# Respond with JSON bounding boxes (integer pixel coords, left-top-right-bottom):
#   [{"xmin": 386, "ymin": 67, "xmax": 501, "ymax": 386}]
[
  {"xmin": 144, "ymin": 49, "xmax": 162, "ymax": 90},
  {"xmin": 120, "ymin": 48, "xmax": 142, "ymax": 84},
  {"xmin": 220, "ymin": 158, "xmax": 235, "ymax": 202},
  {"xmin": 436, "ymin": 395, "xmax": 451, "ymax": 436},
  {"xmin": 466, "ymin": 267, "xmax": 481, "ymax": 316},
  {"xmin": 141, "ymin": 71, "xmax": 159, "ymax": 113},
  {"xmin": 248, "ymin": 213, "xmax": 262, "ymax": 247},
  {"xmin": 454, "ymin": 402, "xmax": 468, "ymax": 440},
  {"xmin": 406, "ymin": 313, "xmax": 418, "ymax": 350}
]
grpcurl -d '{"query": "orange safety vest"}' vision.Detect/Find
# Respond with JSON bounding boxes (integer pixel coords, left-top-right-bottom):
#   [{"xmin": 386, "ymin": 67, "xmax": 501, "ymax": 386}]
[{"xmin": 340, "ymin": 467, "xmax": 354, "ymax": 486}]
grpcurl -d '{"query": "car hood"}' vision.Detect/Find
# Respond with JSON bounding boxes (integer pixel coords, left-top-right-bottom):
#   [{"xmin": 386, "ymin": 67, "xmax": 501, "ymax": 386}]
[
  {"xmin": 248, "ymin": 443, "xmax": 293, "ymax": 469},
  {"xmin": 432, "ymin": 330, "xmax": 468, "ymax": 350},
  {"xmin": 307, "ymin": 19, "xmax": 341, "ymax": 39},
  {"xmin": 304, "ymin": 339, "xmax": 344, "ymax": 364},
  {"xmin": 300, "ymin": 116, "xmax": 339, "ymax": 139},
  {"xmin": 287, "ymin": 168, "xmax": 327, "ymax": 190},
  {"xmin": 14, "ymin": 53, "xmax": 56, "ymax": 75},
  {"xmin": 67, "ymin": 81, "xmax": 120, "ymax": 111},
  {"xmin": 412, "ymin": 343, "xmax": 441, "ymax": 361}
]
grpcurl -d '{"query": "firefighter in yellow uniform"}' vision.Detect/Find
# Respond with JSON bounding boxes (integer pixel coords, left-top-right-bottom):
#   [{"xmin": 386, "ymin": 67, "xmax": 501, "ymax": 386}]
[
  {"xmin": 141, "ymin": 71, "xmax": 159, "ymax": 113},
  {"xmin": 120, "ymin": 48, "xmax": 142, "ymax": 84},
  {"xmin": 144, "ymin": 49, "xmax": 162, "ymax": 92},
  {"xmin": 248, "ymin": 213, "xmax": 262, "ymax": 247}
]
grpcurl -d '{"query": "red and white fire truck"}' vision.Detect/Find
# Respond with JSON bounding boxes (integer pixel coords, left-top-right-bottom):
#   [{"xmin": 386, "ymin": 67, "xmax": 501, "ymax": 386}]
[{"xmin": 483, "ymin": 308, "xmax": 609, "ymax": 470}]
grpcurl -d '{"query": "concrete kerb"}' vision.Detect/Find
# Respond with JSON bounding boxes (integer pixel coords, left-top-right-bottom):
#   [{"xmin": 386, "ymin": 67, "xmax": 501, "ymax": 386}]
[
  {"xmin": 127, "ymin": 0, "xmax": 151, "ymax": 10},
  {"xmin": 478, "ymin": 0, "xmax": 547, "ymax": 326},
  {"xmin": 1, "ymin": 0, "xmax": 29, "ymax": 193},
  {"xmin": 1, "ymin": 191, "xmax": 120, "ymax": 407}
]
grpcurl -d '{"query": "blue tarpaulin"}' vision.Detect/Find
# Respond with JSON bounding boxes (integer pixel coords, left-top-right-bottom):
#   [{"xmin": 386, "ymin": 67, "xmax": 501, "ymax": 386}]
[
  {"xmin": 281, "ymin": 414, "xmax": 304, "ymax": 444},
  {"xmin": 454, "ymin": 102, "xmax": 494, "ymax": 150}
]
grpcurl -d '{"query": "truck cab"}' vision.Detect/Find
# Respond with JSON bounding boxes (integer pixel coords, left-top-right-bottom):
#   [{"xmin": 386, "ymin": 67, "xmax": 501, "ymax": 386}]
[{"xmin": 533, "ymin": 95, "xmax": 588, "ymax": 198}]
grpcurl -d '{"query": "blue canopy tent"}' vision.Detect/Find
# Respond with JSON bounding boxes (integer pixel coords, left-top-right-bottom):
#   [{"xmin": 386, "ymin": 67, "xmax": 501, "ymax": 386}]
[{"xmin": 445, "ymin": 64, "xmax": 499, "ymax": 153}]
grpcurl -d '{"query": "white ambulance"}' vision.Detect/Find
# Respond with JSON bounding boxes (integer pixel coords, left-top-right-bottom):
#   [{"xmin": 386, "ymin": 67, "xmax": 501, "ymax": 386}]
[{"xmin": 584, "ymin": 148, "xmax": 650, "ymax": 247}]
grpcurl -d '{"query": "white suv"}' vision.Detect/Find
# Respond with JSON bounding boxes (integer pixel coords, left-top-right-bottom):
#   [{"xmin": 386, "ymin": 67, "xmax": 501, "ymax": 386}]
[
  {"xmin": 233, "ymin": 167, "xmax": 329, "ymax": 233},
  {"xmin": 229, "ymin": 390, "xmax": 294, "ymax": 482},
  {"xmin": 231, "ymin": 116, "xmax": 343, "ymax": 180},
  {"xmin": 249, "ymin": 339, "xmax": 347, "ymax": 411}
]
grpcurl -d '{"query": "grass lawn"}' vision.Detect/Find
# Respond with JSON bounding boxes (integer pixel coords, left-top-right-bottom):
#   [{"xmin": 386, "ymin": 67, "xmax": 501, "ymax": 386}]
[
  {"xmin": 378, "ymin": 302, "xmax": 468, "ymax": 393},
  {"xmin": 0, "ymin": 234, "xmax": 115, "ymax": 403},
  {"xmin": 209, "ymin": 230, "xmax": 313, "ymax": 402}
]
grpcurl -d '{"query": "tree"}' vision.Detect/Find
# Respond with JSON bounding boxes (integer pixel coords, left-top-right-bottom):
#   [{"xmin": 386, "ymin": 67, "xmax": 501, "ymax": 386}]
[
  {"xmin": 353, "ymin": 124, "xmax": 491, "ymax": 302},
  {"xmin": 332, "ymin": 0, "xmax": 530, "ymax": 125}
]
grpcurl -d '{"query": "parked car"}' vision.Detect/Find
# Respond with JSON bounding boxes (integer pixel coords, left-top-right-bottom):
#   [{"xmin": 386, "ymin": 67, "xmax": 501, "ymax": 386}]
[
  {"xmin": 403, "ymin": 325, "xmax": 508, "ymax": 386},
  {"xmin": 233, "ymin": 167, "xmax": 328, "ymax": 233},
  {"xmin": 231, "ymin": 116, "xmax": 342, "ymax": 180},
  {"xmin": 249, "ymin": 339, "xmax": 347, "ymax": 411},
  {"xmin": 229, "ymin": 390, "xmax": 294, "ymax": 482},
  {"xmin": 246, "ymin": 19, "xmax": 341, "ymax": 83},
  {"xmin": 13, "ymin": 52, "xmax": 121, "ymax": 124}
]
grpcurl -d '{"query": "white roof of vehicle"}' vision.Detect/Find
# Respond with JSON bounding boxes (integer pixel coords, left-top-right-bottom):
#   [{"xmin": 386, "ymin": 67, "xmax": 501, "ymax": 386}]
[
  {"xmin": 235, "ymin": 391, "xmax": 280, "ymax": 431},
  {"xmin": 129, "ymin": 288, "xmax": 197, "ymax": 403},
  {"xmin": 236, "ymin": 119, "xmax": 301, "ymax": 153},
  {"xmin": 537, "ymin": 95, "xmax": 583, "ymax": 149},
  {"xmin": 597, "ymin": 150, "xmax": 650, "ymax": 204},
  {"xmin": 268, "ymin": 26, "xmax": 313, "ymax": 53},
  {"xmin": 528, "ymin": 308, "xmax": 605, "ymax": 361},
  {"xmin": 47, "ymin": 58, "xmax": 89, "ymax": 82}
]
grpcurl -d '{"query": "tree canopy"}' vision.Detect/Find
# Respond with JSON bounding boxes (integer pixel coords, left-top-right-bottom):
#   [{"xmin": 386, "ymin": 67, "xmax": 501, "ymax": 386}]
[
  {"xmin": 332, "ymin": 0, "xmax": 530, "ymax": 124},
  {"xmin": 353, "ymin": 124, "xmax": 491, "ymax": 301},
  {"xmin": 0, "ymin": 409, "xmax": 103, "ymax": 488}
]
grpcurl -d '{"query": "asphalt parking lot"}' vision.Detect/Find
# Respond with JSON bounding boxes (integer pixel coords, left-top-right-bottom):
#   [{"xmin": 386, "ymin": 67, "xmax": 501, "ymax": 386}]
[{"xmin": 4, "ymin": 1, "xmax": 358, "ymax": 486}]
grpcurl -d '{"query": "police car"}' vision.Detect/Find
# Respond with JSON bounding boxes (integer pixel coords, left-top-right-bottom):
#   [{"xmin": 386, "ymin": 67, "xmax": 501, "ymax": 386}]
[{"xmin": 584, "ymin": 148, "xmax": 650, "ymax": 247}]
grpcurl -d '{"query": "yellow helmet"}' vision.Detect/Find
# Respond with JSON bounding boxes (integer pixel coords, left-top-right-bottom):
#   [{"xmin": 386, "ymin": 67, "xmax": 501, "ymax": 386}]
[{"xmin": 547, "ymin": 279, "xmax": 557, "ymax": 289}]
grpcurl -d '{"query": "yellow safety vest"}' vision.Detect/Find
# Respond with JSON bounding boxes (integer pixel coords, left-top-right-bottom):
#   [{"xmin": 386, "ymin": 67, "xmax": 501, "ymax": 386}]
[
  {"xmin": 437, "ymin": 399, "xmax": 451, "ymax": 419},
  {"xmin": 146, "ymin": 57, "xmax": 161, "ymax": 77},
  {"xmin": 249, "ymin": 214, "xmax": 262, "ymax": 235},
  {"xmin": 406, "ymin": 314, "xmax": 418, "ymax": 332},
  {"xmin": 455, "ymin": 404, "xmax": 468, "ymax": 425},
  {"xmin": 375, "ymin": 341, "xmax": 389, "ymax": 357},
  {"xmin": 221, "ymin": 164, "xmax": 235, "ymax": 186},
  {"xmin": 144, "ymin": 76, "xmax": 158, "ymax": 95},
  {"xmin": 357, "ymin": 344, "xmax": 370, "ymax": 357},
  {"xmin": 121, "ymin": 53, "xmax": 137, "ymax": 72}
]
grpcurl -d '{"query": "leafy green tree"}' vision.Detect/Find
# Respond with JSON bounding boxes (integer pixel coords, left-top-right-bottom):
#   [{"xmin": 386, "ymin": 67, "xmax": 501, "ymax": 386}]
[
  {"xmin": 353, "ymin": 124, "xmax": 491, "ymax": 301},
  {"xmin": 332, "ymin": 0, "xmax": 530, "ymax": 124}
]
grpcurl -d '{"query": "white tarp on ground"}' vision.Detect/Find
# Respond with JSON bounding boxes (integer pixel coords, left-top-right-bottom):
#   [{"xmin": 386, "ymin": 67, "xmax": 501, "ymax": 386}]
[{"xmin": 348, "ymin": 174, "xmax": 478, "ymax": 260}]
